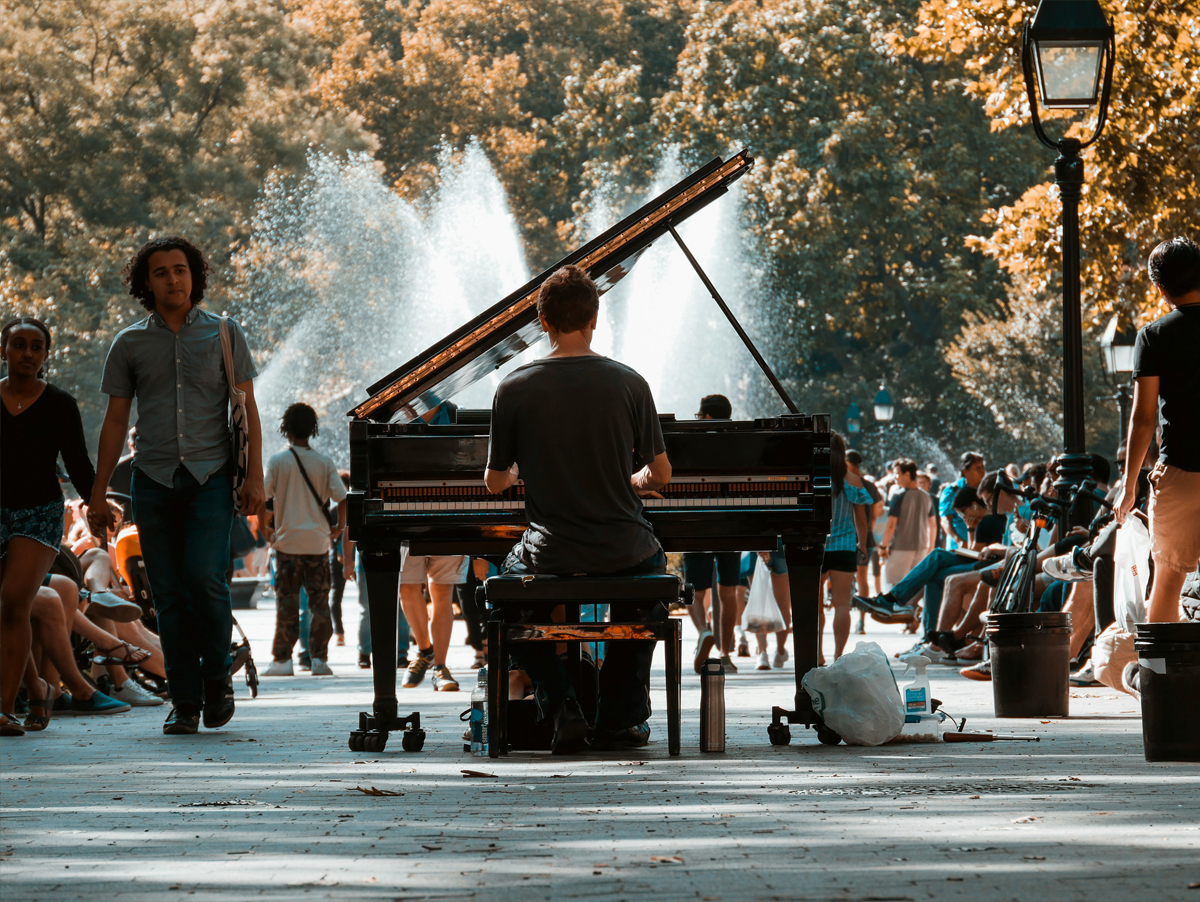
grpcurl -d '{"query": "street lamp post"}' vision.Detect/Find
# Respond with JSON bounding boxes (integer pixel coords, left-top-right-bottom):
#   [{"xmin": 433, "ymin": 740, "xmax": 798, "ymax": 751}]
[
  {"xmin": 846, "ymin": 402, "xmax": 863, "ymax": 442},
  {"xmin": 1100, "ymin": 312, "xmax": 1137, "ymax": 451},
  {"xmin": 1021, "ymin": 0, "xmax": 1116, "ymax": 523},
  {"xmin": 872, "ymin": 387, "xmax": 895, "ymax": 472}
]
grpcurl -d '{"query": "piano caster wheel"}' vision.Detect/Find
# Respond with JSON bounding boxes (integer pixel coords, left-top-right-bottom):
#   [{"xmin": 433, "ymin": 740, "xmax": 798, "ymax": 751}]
[
  {"xmin": 348, "ymin": 731, "xmax": 365, "ymax": 752},
  {"xmin": 816, "ymin": 726, "xmax": 842, "ymax": 746},
  {"xmin": 401, "ymin": 729, "xmax": 426, "ymax": 753},
  {"xmin": 768, "ymin": 723, "xmax": 792, "ymax": 746},
  {"xmin": 350, "ymin": 731, "xmax": 388, "ymax": 753}
]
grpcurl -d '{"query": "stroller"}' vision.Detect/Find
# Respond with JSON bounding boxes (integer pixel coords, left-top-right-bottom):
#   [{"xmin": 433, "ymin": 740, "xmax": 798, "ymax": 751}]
[{"xmin": 108, "ymin": 493, "xmax": 259, "ymax": 698}]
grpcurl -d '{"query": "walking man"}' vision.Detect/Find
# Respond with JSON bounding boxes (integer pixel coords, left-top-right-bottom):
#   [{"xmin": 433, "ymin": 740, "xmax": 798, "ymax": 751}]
[
  {"xmin": 262, "ymin": 403, "xmax": 347, "ymax": 676},
  {"xmin": 89, "ymin": 237, "xmax": 264, "ymax": 735},
  {"xmin": 1117, "ymin": 236, "xmax": 1200, "ymax": 621}
]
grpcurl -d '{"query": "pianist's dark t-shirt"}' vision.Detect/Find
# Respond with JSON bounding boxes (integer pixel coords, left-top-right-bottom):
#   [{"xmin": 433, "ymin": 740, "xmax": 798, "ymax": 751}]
[{"xmin": 487, "ymin": 354, "xmax": 666, "ymax": 573}]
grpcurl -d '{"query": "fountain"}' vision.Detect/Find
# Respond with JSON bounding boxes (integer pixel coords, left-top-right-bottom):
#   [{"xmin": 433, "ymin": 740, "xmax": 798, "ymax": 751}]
[{"xmin": 242, "ymin": 144, "xmax": 790, "ymax": 463}]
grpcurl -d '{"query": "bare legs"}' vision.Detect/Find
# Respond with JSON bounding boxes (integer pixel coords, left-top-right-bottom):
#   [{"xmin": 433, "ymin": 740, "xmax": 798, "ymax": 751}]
[
  {"xmin": 817, "ymin": 570, "xmax": 854, "ymax": 663},
  {"xmin": 400, "ymin": 582, "xmax": 455, "ymax": 666},
  {"xmin": 1147, "ymin": 563, "xmax": 1185, "ymax": 622},
  {"xmin": 0, "ymin": 538, "xmax": 59, "ymax": 714}
]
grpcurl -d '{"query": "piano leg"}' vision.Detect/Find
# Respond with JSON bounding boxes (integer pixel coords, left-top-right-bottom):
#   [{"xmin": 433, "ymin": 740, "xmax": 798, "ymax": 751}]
[
  {"xmin": 768, "ymin": 541, "xmax": 838, "ymax": 746},
  {"xmin": 348, "ymin": 545, "xmax": 425, "ymax": 753}
]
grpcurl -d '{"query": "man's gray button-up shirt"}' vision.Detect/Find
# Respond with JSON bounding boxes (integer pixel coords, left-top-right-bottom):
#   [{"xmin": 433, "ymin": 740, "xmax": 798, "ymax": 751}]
[{"xmin": 101, "ymin": 306, "xmax": 258, "ymax": 488}]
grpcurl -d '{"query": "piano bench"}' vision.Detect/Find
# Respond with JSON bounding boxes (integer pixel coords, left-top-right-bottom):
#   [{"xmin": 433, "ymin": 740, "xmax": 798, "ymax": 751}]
[{"xmin": 482, "ymin": 574, "xmax": 688, "ymax": 758}]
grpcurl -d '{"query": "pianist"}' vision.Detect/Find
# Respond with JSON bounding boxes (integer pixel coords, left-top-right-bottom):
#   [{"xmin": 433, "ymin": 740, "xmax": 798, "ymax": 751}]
[{"xmin": 484, "ymin": 264, "xmax": 673, "ymax": 753}]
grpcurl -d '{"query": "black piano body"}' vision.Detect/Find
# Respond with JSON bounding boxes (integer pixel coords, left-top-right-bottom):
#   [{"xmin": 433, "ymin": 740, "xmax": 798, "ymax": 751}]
[{"xmin": 345, "ymin": 150, "xmax": 835, "ymax": 752}]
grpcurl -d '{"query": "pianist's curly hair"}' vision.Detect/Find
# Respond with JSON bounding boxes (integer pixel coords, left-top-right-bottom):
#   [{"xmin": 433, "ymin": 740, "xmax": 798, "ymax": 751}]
[
  {"xmin": 280, "ymin": 403, "xmax": 320, "ymax": 441},
  {"xmin": 537, "ymin": 265, "xmax": 599, "ymax": 334},
  {"xmin": 122, "ymin": 236, "xmax": 210, "ymax": 311}
]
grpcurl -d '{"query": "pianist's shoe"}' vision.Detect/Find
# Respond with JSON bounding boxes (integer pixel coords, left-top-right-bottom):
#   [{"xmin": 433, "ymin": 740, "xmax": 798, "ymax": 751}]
[
  {"xmin": 589, "ymin": 720, "xmax": 651, "ymax": 751},
  {"xmin": 551, "ymin": 698, "xmax": 590, "ymax": 754},
  {"xmin": 851, "ymin": 593, "xmax": 916, "ymax": 620}
]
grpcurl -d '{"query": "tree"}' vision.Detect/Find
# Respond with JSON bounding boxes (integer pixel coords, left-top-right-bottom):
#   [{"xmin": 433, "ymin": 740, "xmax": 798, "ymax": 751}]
[
  {"xmin": 0, "ymin": 0, "xmax": 365, "ymax": 438},
  {"xmin": 649, "ymin": 0, "xmax": 1043, "ymax": 461}
]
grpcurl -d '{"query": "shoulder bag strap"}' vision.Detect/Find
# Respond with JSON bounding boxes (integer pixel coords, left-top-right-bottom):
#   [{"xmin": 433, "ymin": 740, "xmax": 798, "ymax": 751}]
[
  {"xmin": 218, "ymin": 316, "xmax": 238, "ymax": 401},
  {"xmin": 289, "ymin": 447, "xmax": 328, "ymax": 511}
]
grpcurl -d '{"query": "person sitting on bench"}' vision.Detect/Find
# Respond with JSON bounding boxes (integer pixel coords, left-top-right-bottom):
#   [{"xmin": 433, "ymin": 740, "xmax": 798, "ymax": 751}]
[{"xmin": 484, "ymin": 264, "xmax": 672, "ymax": 754}]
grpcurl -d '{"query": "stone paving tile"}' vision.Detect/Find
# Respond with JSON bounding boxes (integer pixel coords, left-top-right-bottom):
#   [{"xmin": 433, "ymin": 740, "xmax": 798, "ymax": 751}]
[{"xmin": 2, "ymin": 587, "xmax": 1198, "ymax": 901}]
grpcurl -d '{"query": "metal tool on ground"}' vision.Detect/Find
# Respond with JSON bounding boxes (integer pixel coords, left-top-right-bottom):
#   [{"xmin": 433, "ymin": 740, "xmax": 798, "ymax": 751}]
[{"xmin": 943, "ymin": 732, "xmax": 1041, "ymax": 742}]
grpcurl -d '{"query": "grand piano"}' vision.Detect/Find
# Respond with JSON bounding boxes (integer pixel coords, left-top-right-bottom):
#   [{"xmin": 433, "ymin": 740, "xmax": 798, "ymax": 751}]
[{"xmin": 346, "ymin": 150, "xmax": 835, "ymax": 752}]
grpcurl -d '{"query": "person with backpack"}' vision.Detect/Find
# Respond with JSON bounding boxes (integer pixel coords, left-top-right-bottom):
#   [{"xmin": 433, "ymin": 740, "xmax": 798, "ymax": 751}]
[{"xmin": 262, "ymin": 403, "xmax": 347, "ymax": 676}]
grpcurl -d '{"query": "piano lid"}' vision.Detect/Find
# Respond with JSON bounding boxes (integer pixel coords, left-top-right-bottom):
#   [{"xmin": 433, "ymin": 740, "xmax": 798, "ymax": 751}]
[{"xmin": 350, "ymin": 150, "xmax": 754, "ymax": 423}]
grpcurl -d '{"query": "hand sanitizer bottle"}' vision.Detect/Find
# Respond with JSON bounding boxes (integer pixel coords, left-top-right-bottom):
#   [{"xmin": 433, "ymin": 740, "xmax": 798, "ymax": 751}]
[{"xmin": 900, "ymin": 654, "xmax": 932, "ymax": 722}]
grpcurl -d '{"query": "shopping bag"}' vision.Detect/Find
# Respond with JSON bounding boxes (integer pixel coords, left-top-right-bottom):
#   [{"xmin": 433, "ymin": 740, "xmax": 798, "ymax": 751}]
[
  {"xmin": 741, "ymin": 556, "xmax": 785, "ymax": 634},
  {"xmin": 1113, "ymin": 517, "xmax": 1151, "ymax": 631},
  {"xmin": 1091, "ymin": 622, "xmax": 1137, "ymax": 695},
  {"xmin": 802, "ymin": 642, "xmax": 904, "ymax": 746}
]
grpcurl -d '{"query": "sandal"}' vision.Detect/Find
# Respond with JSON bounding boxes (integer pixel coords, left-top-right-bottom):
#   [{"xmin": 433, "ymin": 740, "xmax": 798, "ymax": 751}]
[
  {"xmin": 23, "ymin": 678, "xmax": 55, "ymax": 732},
  {"xmin": 92, "ymin": 641, "xmax": 152, "ymax": 666},
  {"xmin": 0, "ymin": 713, "xmax": 26, "ymax": 737}
]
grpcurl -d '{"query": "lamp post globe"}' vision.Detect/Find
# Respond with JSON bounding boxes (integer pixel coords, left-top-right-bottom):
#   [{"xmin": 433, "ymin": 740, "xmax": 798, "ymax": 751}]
[
  {"xmin": 872, "ymin": 387, "xmax": 895, "ymax": 423},
  {"xmin": 1021, "ymin": 0, "xmax": 1116, "ymax": 525}
]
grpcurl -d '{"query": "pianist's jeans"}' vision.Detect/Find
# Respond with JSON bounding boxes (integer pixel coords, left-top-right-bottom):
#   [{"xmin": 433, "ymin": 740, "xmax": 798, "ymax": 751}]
[{"xmin": 502, "ymin": 548, "xmax": 668, "ymax": 731}]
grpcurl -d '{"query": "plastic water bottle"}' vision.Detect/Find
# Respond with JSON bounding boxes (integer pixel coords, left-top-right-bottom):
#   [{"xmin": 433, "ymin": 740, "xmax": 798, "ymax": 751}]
[
  {"xmin": 470, "ymin": 666, "xmax": 488, "ymax": 756},
  {"xmin": 900, "ymin": 654, "xmax": 932, "ymax": 722}
]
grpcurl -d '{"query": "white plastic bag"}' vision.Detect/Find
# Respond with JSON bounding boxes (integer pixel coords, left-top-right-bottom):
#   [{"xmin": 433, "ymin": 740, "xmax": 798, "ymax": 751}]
[
  {"xmin": 1113, "ymin": 517, "xmax": 1151, "ymax": 631},
  {"xmin": 802, "ymin": 642, "xmax": 904, "ymax": 746},
  {"xmin": 741, "ymin": 557, "xmax": 785, "ymax": 634}
]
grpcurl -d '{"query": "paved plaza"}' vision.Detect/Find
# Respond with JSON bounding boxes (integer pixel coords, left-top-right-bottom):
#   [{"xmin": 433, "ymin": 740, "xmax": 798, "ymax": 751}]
[{"xmin": 2, "ymin": 585, "xmax": 1197, "ymax": 902}]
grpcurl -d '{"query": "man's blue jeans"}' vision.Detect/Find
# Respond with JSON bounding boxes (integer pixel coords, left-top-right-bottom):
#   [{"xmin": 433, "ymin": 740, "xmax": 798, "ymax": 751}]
[
  {"xmin": 503, "ymin": 548, "xmax": 667, "ymax": 730},
  {"xmin": 132, "ymin": 465, "xmax": 235, "ymax": 709},
  {"xmin": 888, "ymin": 549, "xmax": 976, "ymax": 639},
  {"xmin": 355, "ymin": 552, "xmax": 410, "ymax": 660}
]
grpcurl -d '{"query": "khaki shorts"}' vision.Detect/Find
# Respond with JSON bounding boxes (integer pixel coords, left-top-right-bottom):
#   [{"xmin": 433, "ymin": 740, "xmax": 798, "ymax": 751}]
[
  {"xmin": 401, "ymin": 554, "xmax": 468, "ymax": 585},
  {"xmin": 1147, "ymin": 463, "xmax": 1200, "ymax": 573}
]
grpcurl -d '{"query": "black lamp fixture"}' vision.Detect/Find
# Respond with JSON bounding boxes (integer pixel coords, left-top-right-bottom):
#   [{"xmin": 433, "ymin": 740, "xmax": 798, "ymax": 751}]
[
  {"xmin": 846, "ymin": 402, "xmax": 863, "ymax": 435},
  {"xmin": 1100, "ymin": 312, "xmax": 1136, "ymax": 451},
  {"xmin": 1021, "ymin": 0, "xmax": 1116, "ymax": 523}
]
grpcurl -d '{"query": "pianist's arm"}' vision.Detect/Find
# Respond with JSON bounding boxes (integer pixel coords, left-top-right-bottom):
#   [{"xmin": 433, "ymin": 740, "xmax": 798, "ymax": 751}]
[
  {"xmin": 485, "ymin": 463, "xmax": 519, "ymax": 494},
  {"xmin": 632, "ymin": 451, "xmax": 672, "ymax": 495}
]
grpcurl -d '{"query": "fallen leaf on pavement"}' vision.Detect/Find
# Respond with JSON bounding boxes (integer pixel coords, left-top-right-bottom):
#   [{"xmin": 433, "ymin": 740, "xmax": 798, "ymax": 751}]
[
  {"xmin": 349, "ymin": 786, "xmax": 402, "ymax": 797},
  {"xmin": 651, "ymin": 856, "xmax": 685, "ymax": 864},
  {"xmin": 1012, "ymin": 816, "xmax": 1040, "ymax": 824},
  {"xmin": 461, "ymin": 770, "xmax": 497, "ymax": 778}
]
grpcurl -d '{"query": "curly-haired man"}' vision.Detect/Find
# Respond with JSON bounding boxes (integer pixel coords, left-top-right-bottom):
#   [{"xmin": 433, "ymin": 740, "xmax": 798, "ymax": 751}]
[{"xmin": 89, "ymin": 237, "xmax": 265, "ymax": 735}]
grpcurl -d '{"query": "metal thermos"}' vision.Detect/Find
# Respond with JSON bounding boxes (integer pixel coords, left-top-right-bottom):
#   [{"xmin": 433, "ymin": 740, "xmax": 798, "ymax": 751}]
[{"xmin": 699, "ymin": 657, "xmax": 725, "ymax": 752}]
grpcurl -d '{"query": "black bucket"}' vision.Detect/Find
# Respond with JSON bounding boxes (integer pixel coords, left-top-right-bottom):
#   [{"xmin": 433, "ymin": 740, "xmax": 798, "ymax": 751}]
[
  {"xmin": 987, "ymin": 612, "xmax": 1072, "ymax": 718},
  {"xmin": 1135, "ymin": 622, "xmax": 1200, "ymax": 762}
]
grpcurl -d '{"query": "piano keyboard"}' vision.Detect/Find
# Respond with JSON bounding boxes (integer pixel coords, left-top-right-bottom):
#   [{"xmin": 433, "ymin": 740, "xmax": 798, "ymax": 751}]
[{"xmin": 377, "ymin": 496, "xmax": 799, "ymax": 512}]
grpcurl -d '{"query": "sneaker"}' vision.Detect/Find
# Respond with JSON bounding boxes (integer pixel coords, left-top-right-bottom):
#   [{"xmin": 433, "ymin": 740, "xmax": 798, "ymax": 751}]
[
  {"xmin": 915, "ymin": 644, "xmax": 955, "ymax": 665},
  {"xmin": 852, "ymin": 593, "xmax": 915, "ymax": 620},
  {"xmin": 432, "ymin": 665, "xmax": 459, "ymax": 692},
  {"xmin": 1121, "ymin": 661, "xmax": 1141, "ymax": 699},
  {"xmin": 894, "ymin": 640, "xmax": 928, "ymax": 659},
  {"xmin": 719, "ymin": 653, "xmax": 738, "ymax": 674},
  {"xmin": 310, "ymin": 658, "xmax": 333, "ymax": 676},
  {"xmin": 109, "ymin": 679, "xmax": 164, "ymax": 707},
  {"xmin": 590, "ymin": 720, "xmax": 650, "ymax": 751},
  {"xmin": 264, "ymin": 659, "xmax": 294, "ymax": 677},
  {"xmin": 756, "ymin": 651, "xmax": 771, "ymax": 671},
  {"xmin": 358, "ymin": 653, "xmax": 371, "ymax": 670},
  {"xmin": 70, "ymin": 691, "xmax": 131, "ymax": 715},
  {"xmin": 693, "ymin": 628, "xmax": 716, "ymax": 674},
  {"xmin": 81, "ymin": 590, "xmax": 144, "ymax": 623},
  {"xmin": 772, "ymin": 647, "xmax": 789, "ymax": 670},
  {"xmin": 403, "ymin": 651, "xmax": 434, "ymax": 688},
  {"xmin": 1070, "ymin": 660, "xmax": 1102, "ymax": 687},
  {"xmin": 551, "ymin": 698, "xmax": 589, "ymax": 754},
  {"xmin": 960, "ymin": 660, "xmax": 992, "ymax": 682},
  {"xmin": 737, "ymin": 638, "xmax": 751, "ymax": 658},
  {"xmin": 855, "ymin": 619, "xmax": 866, "ymax": 635},
  {"xmin": 335, "ymin": 634, "xmax": 346, "ymax": 647}
]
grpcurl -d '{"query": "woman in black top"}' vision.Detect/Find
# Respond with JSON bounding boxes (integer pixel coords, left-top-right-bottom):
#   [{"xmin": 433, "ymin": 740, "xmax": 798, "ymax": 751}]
[{"xmin": 1, "ymin": 317, "xmax": 96, "ymax": 735}]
